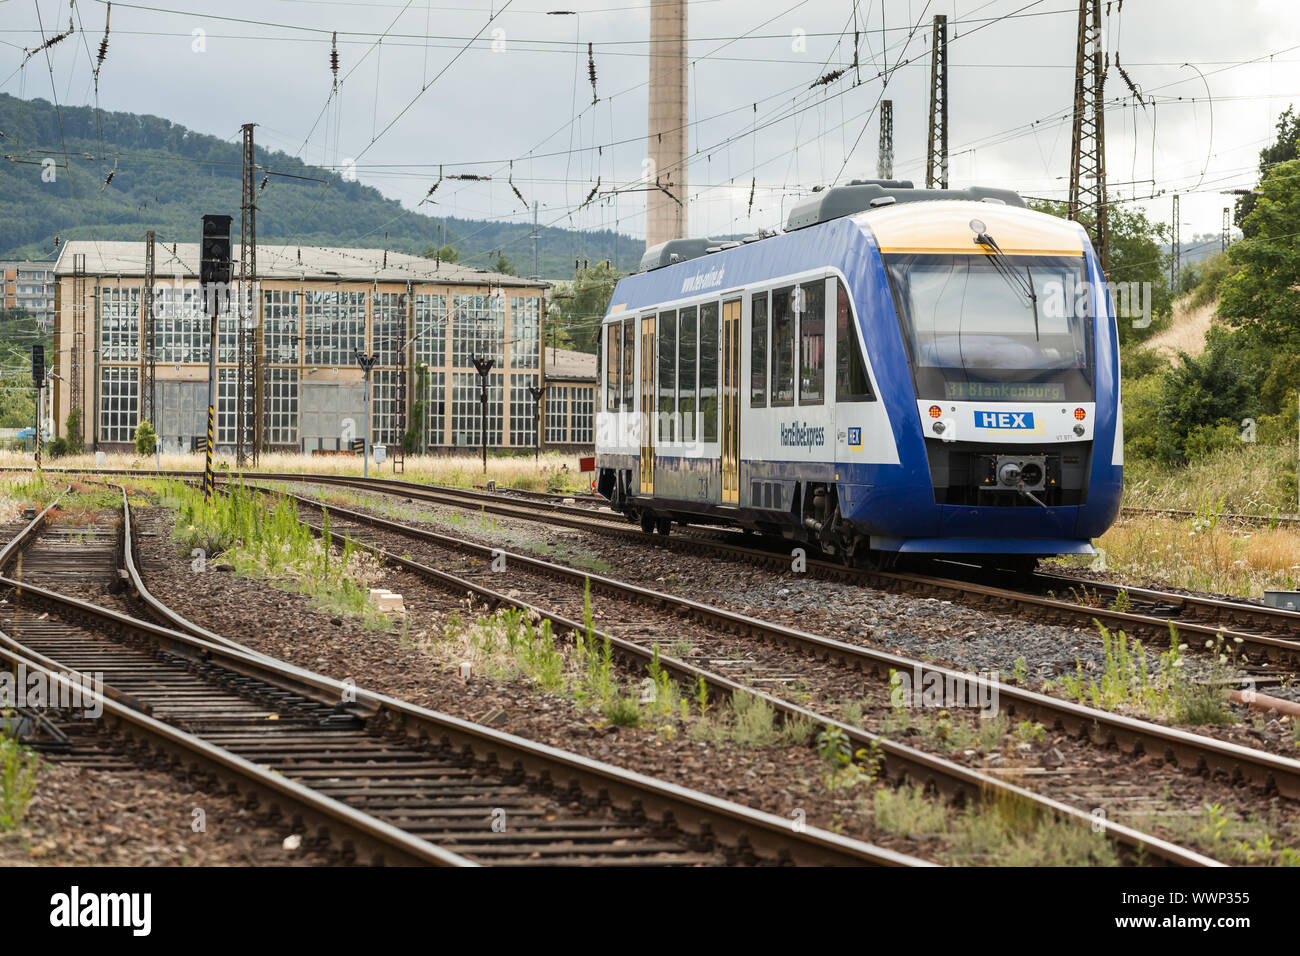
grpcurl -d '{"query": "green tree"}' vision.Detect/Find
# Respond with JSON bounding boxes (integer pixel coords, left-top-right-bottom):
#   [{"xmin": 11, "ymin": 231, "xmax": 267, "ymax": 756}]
[
  {"xmin": 548, "ymin": 262, "xmax": 623, "ymax": 354},
  {"xmin": 1029, "ymin": 199, "xmax": 1173, "ymax": 344},
  {"xmin": 135, "ymin": 419, "xmax": 158, "ymax": 455},
  {"xmin": 1235, "ymin": 106, "xmax": 1299, "ymax": 236},
  {"xmin": 421, "ymin": 243, "xmax": 460, "ymax": 263},
  {"xmin": 1218, "ymin": 157, "xmax": 1300, "ymax": 345},
  {"xmin": 492, "ymin": 252, "xmax": 516, "ymax": 276}
]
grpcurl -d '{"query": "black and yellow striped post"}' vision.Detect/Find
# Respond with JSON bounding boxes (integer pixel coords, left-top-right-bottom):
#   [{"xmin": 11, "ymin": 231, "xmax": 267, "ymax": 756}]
[
  {"xmin": 199, "ymin": 213, "xmax": 232, "ymax": 504},
  {"xmin": 202, "ymin": 396, "xmax": 216, "ymax": 502},
  {"xmin": 203, "ymin": 297, "xmax": 219, "ymax": 503}
]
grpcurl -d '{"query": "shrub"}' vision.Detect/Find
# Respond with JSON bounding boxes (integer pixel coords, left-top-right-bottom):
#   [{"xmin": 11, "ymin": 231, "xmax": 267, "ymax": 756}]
[
  {"xmin": 135, "ymin": 419, "xmax": 158, "ymax": 456},
  {"xmin": 64, "ymin": 409, "xmax": 84, "ymax": 453},
  {"xmin": 0, "ymin": 736, "xmax": 39, "ymax": 831}
]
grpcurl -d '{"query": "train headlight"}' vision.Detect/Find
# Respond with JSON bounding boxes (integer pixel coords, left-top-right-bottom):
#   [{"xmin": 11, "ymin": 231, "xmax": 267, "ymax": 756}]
[
  {"xmin": 1074, "ymin": 407, "xmax": 1087, "ymax": 421},
  {"xmin": 928, "ymin": 405, "xmax": 942, "ymax": 418},
  {"xmin": 998, "ymin": 461, "xmax": 1022, "ymax": 486},
  {"xmin": 1073, "ymin": 424, "xmax": 1085, "ymax": 436},
  {"xmin": 932, "ymin": 420, "xmax": 946, "ymax": 435}
]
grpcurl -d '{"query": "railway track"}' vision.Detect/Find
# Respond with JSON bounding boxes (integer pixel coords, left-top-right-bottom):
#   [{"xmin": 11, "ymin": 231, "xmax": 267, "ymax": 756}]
[
  {"xmin": 245, "ymin": 472, "xmax": 1300, "ymax": 675},
  {"xmin": 0, "ymin": 486, "xmax": 921, "ymax": 867},
  {"xmin": 1121, "ymin": 506, "xmax": 1300, "ymax": 529},
  {"xmin": 23, "ymin": 467, "xmax": 1300, "ymax": 673},
  {"xmin": 202, "ymin": 479, "xmax": 1300, "ymax": 865}
]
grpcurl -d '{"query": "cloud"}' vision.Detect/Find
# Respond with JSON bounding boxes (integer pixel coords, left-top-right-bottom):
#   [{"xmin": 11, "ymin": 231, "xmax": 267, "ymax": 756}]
[{"xmin": 3, "ymin": 0, "xmax": 1296, "ymax": 245}]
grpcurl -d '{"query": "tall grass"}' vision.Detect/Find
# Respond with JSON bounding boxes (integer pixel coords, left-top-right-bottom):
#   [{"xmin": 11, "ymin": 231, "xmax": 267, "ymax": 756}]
[
  {"xmin": 1123, "ymin": 442, "xmax": 1297, "ymax": 516},
  {"xmin": 0, "ymin": 449, "xmax": 590, "ymax": 495},
  {"xmin": 0, "ymin": 734, "xmax": 39, "ymax": 831},
  {"xmin": 158, "ymin": 479, "xmax": 384, "ymax": 620},
  {"xmin": 1048, "ymin": 622, "xmax": 1235, "ymax": 726}
]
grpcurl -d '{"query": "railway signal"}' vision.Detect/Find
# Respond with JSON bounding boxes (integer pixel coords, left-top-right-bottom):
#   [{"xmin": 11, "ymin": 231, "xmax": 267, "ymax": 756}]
[
  {"xmin": 473, "ymin": 356, "xmax": 495, "ymax": 474},
  {"xmin": 528, "ymin": 383, "xmax": 546, "ymax": 462},
  {"xmin": 356, "ymin": 350, "xmax": 379, "ymax": 477}
]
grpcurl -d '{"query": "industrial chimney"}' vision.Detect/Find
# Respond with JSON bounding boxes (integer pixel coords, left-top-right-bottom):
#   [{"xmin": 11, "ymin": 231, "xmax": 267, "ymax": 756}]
[{"xmin": 646, "ymin": 0, "xmax": 688, "ymax": 249}]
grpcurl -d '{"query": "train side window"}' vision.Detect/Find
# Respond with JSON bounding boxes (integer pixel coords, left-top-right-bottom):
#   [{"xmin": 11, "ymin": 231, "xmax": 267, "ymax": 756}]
[
  {"xmin": 750, "ymin": 292, "xmax": 768, "ymax": 407},
  {"xmin": 770, "ymin": 286, "xmax": 795, "ymax": 407},
  {"xmin": 678, "ymin": 305, "xmax": 698, "ymax": 444},
  {"xmin": 835, "ymin": 279, "xmax": 875, "ymax": 401},
  {"xmin": 605, "ymin": 322, "xmax": 620, "ymax": 412},
  {"xmin": 798, "ymin": 280, "xmax": 825, "ymax": 405},
  {"xmin": 699, "ymin": 302, "xmax": 719, "ymax": 442},
  {"xmin": 621, "ymin": 317, "xmax": 636, "ymax": 410},
  {"xmin": 658, "ymin": 310, "xmax": 677, "ymax": 442}
]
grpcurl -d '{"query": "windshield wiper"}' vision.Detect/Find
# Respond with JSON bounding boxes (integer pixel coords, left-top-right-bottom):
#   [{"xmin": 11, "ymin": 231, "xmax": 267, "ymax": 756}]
[{"xmin": 972, "ymin": 229, "xmax": 1041, "ymax": 341}]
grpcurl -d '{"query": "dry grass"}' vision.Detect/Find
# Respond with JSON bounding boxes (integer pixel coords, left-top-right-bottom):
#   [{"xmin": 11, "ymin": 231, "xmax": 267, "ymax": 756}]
[
  {"xmin": 1145, "ymin": 295, "xmax": 1216, "ymax": 360},
  {"xmin": 0, "ymin": 450, "xmax": 592, "ymax": 494},
  {"xmin": 1091, "ymin": 513, "xmax": 1300, "ymax": 597}
]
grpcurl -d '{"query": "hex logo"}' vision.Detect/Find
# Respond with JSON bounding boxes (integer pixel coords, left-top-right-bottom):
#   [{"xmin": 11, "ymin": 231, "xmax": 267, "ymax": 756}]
[
  {"xmin": 974, "ymin": 410, "xmax": 1034, "ymax": 430},
  {"xmin": 847, "ymin": 426, "xmax": 862, "ymax": 449}
]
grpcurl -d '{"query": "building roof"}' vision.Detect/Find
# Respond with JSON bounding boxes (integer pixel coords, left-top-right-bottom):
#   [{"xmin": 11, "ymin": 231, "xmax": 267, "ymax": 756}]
[
  {"xmin": 53, "ymin": 240, "xmax": 546, "ymax": 288},
  {"xmin": 0, "ymin": 260, "xmax": 56, "ymax": 270},
  {"xmin": 545, "ymin": 347, "xmax": 596, "ymax": 382}
]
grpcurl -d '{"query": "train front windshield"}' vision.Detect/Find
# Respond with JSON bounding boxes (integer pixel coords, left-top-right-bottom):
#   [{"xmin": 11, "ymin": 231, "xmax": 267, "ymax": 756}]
[{"xmin": 884, "ymin": 253, "xmax": 1094, "ymax": 403}]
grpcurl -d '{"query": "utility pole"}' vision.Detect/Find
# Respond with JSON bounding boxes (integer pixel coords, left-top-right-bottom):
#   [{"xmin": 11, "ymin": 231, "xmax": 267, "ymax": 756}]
[
  {"xmin": 237, "ymin": 123, "xmax": 259, "ymax": 467},
  {"xmin": 878, "ymin": 99, "xmax": 894, "ymax": 181},
  {"xmin": 528, "ymin": 383, "xmax": 545, "ymax": 462},
  {"xmin": 925, "ymin": 15, "xmax": 948, "ymax": 190},
  {"xmin": 1068, "ymin": 0, "xmax": 1109, "ymax": 273},
  {"xmin": 142, "ymin": 231, "xmax": 156, "ymax": 441},
  {"xmin": 1170, "ymin": 193, "xmax": 1181, "ymax": 292},
  {"xmin": 394, "ymin": 283, "xmax": 412, "ymax": 474},
  {"xmin": 531, "ymin": 200, "xmax": 539, "ymax": 280},
  {"xmin": 356, "ymin": 350, "xmax": 378, "ymax": 478},
  {"xmin": 200, "ymin": 214, "xmax": 233, "ymax": 504},
  {"xmin": 32, "ymin": 344, "xmax": 44, "ymax": 471},
  {"xmin": 71, "ymin": 252, "xmax": 86, "ymax": 450},
  {"xmin": 1222, "ymin": 207, "xmax": 1231, "ymax": 252}
]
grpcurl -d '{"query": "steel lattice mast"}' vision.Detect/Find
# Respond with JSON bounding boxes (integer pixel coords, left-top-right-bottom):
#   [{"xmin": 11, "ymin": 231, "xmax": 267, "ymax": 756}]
[{"xmin": 1068, "ymin": 0, "xmax": 1109, "ymax": 273}]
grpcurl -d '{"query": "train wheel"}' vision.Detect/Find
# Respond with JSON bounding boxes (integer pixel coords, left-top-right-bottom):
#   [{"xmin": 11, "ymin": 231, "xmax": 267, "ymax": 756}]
[
  {"xmin": 1001, "ymin": 555, "xmax": 1038, "ymax": 581},
  {"xmin": 640, "ymin": 512, "xmax": 655, "ymax": 534},
  {"xmin": 860, "ymin": 548, "xmax": 899, "ymax": 571},
  {"xmin": 655, "ymin": 517, "xmax": 673, "ymax": 535},
  {"xmin": 838, "ymin": 534, "xmax": 860, "ymax": 568}
]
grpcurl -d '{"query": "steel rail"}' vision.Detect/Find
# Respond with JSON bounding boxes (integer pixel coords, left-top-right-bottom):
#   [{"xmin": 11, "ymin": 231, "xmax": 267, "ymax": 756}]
[
  {"xmin": 0, "ymin": 484, "xmax": 69, "ymax": 573},
  {"xmin": 265, "ymin": 485, "xmax": 1300, "ymax": 799},
  {"xmin": 29, "ymin": 470, "xmax": 1300, "ymax": 668},
  {"xmin": 272, "ymin": 474, "xmax": 1300, "ymax": 671},
  {"xmin": 3, "ymin": 498, "xmax": 918, "ymax": 867},
  {"xmin": 225, "ymin": 482, "xmax": 1225, "ymax": 866},
  {"xmin": 0, "ymin": 636, "xmax": 475, "ymax": 866}
]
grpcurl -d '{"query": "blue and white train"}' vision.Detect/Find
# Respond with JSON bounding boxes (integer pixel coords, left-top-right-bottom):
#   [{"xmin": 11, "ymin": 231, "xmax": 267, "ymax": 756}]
[{"xmin": 594, "ymin": 180, "xmax": 1122, "ymax": 569}]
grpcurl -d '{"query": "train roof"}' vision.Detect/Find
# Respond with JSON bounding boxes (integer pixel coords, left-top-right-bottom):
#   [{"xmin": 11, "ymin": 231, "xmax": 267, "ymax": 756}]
[
  {"xmin": 638, "ymin": 181, "xmax": 1026, "ymax": 274},
  {"xmin": 609, "ymin": 196, "xmax": 1089, "ymax": 319}
]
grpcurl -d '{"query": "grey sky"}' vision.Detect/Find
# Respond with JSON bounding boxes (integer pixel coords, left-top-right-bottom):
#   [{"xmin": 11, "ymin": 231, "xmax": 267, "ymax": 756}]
[{"xmin": 3, "ymin": 0, "xmax": 1298, "ymax": 247}]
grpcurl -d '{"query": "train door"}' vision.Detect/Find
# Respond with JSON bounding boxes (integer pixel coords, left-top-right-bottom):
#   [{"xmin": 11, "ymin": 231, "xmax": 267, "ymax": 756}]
[
  {"xmin": 721, "ymin": 298, "xmax": 741, "ymax": 504},
  {"xmin": 639, "ymin": 313, "xmax": 655, "ymax": 494}
]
